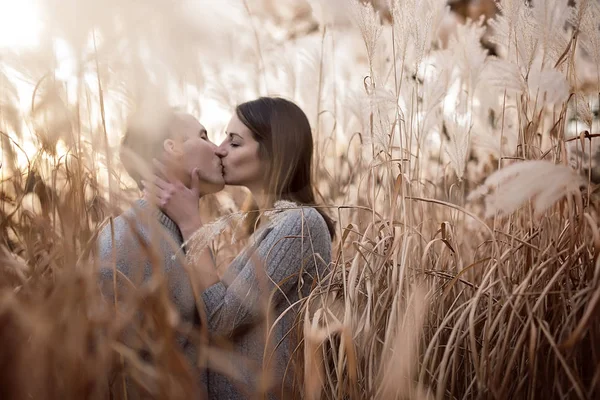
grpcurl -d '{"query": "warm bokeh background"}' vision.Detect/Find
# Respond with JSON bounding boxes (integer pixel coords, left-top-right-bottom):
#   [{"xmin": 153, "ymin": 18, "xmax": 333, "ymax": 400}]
[{"xmin": 1, "ymin": 0, "xmax": 600, "ymax": 399}]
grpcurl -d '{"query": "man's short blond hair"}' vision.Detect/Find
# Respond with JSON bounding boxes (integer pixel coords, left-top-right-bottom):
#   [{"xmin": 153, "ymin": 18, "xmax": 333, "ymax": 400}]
[{"xmin": 120, "ymin": 105, "xmax": 185, "ymax": 190}]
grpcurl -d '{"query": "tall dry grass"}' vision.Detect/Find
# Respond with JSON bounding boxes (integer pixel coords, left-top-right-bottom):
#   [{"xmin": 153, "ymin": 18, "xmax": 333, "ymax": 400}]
[{"xmin": 1, "ymin": 0, "xmax": 600, "ymax": 398}]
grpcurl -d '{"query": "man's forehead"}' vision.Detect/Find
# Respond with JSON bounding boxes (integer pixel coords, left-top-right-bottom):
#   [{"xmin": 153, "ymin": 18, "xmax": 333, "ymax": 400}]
[{"xmin": 173, "ymin": 112, "xmax": 199, "ymax": 126}]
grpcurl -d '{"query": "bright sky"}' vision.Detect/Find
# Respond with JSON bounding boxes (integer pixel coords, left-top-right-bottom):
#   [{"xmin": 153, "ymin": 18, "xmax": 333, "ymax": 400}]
[
  {"xmin": 0, "ymin": 0, "xmax": 42, "ymax": 49},
  {"xmin": 0, "ymin": 0, "xmax": 387, "ymax": 172}
]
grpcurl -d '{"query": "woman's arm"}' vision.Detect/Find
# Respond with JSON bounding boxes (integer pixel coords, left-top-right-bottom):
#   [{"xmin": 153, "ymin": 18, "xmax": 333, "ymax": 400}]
[
  {"xmin": 143, "ymin": 164, "xmax": 331, "ymax": 335},
  {"xmin": 143, "ymin": 161, "xmax": 219, "ymax": 289},
  {"xmin": 200, "ymin": 207, "xmax": 331, "ymax": 337},
  {"xmin": 179, "ymin": 218, "xmax": 220, "ymax": 290}
]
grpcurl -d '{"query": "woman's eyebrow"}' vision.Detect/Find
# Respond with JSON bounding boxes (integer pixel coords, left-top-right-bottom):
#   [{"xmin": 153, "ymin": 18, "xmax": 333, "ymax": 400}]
[{"xmin": 226, "ymin": 132, "xmax": 244, "ymax": 140}]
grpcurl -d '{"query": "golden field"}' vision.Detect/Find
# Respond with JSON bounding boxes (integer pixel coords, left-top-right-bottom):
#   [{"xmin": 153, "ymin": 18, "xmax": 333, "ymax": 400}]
[{"xmin": 1, "ymin": 0, "xmax": 600, "ymax": 398}]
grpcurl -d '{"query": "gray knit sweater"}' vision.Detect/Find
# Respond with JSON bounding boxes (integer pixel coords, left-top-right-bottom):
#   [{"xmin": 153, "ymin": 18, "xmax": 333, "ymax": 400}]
[
  {"xmin": 97, "ymin": 201, "xmax": 332, "ymax": 399},
  {"xmin": 200, "ymin": 206, "xmax": 332, "ymax": 399},
  {"xmin": 97, "ymin": 199, "xmax": 203, "ymax": 397}
]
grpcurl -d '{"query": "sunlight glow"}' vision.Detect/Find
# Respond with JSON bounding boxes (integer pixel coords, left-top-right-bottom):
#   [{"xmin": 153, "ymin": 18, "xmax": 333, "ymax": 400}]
[{"xmin": 0, "ymin": 0, "xmax": 42, "ymax": 49}]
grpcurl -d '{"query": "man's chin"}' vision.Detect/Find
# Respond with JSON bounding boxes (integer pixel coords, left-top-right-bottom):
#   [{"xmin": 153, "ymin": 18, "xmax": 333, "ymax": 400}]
[{"xmin": 208, "ymin": 181, "xmax": 226, "ymax": 194}]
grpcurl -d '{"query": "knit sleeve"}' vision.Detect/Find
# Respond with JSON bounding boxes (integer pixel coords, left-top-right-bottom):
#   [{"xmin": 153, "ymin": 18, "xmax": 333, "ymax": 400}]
[
  {"xmin": 96, "ymin": 217, "xmax": 142, "ymax": 302},
  {"xmin": 200, "ymin": 207, "xmax": 331, "ymax": 337}
]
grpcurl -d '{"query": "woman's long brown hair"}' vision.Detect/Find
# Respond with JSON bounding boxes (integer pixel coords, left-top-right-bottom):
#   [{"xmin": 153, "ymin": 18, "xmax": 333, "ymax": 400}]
[{"xmin": 236, "ymin": 97, "xmax": 335, "ymax": 239}]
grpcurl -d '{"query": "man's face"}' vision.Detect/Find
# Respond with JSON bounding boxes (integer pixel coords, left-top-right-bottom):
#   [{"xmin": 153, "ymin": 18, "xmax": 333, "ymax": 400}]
[{"xmin": 164, "ymin": 113, "xmax": 225, "ymax": 193}]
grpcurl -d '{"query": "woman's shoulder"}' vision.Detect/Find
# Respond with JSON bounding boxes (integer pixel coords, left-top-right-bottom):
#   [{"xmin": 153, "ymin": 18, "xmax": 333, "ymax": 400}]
[{"xmin": 266, "ymin": 201, "xmax": 329, "ymax": 236}]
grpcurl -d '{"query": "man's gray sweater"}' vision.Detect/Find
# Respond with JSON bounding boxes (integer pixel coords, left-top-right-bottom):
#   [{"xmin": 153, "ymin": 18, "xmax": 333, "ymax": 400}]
[{"xmin": 97, "ymin": 199, "xmax": 202, "ymax": 396}]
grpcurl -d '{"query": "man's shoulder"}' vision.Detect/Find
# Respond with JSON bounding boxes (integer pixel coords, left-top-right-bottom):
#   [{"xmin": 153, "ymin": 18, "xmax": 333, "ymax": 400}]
[
  {"xmin": 97, "ymin": 206, "xmax": 150, "ymax": 248},
  {"xmin": 98, "ymin": 209, "xmax": 136, "ymax": 236}
]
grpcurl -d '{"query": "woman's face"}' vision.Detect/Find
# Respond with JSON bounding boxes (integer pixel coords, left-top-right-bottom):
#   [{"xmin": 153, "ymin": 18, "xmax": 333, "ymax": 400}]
[{"xmin": 217, "ymin": 114, "xmax": 266, "ymax": 191}]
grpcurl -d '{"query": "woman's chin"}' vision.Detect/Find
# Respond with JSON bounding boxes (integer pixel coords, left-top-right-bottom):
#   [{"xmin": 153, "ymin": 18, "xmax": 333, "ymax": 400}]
[
  {"xmin": 223, "ymin": 179, "xmax": 245, "ymax": 187},
  {"xmin": 223, "ymin": 174, "xmax": 249, "ymax": 187}
]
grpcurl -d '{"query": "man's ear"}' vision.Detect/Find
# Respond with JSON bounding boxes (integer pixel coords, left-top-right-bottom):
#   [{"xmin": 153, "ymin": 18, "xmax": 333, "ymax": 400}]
[{"xmin": 163, "ymin": 138, "xmax": 180, "ymax": 156}]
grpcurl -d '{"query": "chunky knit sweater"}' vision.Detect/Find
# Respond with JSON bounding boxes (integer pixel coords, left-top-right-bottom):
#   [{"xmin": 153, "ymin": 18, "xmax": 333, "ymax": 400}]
[
  {"xmin": 198, "ymin": 205, "xmax": 332, "ymax": 399},
  {"xmin": 97, "ymin": 199, "xmax": 203, "ymax": 397},
  {"xmin": 98, "ymin": 200, "xmax": 332, "ymax": 399}
]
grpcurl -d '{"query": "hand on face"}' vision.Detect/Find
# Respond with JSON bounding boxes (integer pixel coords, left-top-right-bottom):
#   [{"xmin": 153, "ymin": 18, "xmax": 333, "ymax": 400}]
[{"xmin": 143, "ymin": 159, "xmax": 207, "ymax": 229}]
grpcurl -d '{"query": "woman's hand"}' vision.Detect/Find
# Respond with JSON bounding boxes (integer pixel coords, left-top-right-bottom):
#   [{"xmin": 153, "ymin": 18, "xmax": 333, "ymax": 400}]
[
  {"xmin": 142, "ymin": 159, "xmax": 203, "ymax": 240},
  {"xmin": 143, "ymin": 159, "xmax": 220, "ymax": 290}
]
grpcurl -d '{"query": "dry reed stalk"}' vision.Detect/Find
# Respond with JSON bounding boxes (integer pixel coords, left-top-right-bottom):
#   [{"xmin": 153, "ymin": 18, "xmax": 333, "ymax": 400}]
[{"xmin": 1, "ymin": 0, "xmax": 600, "ymax": 399}]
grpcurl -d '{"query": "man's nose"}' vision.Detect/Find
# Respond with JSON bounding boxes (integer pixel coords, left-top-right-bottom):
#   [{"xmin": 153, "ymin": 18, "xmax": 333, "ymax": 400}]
[{"xmin": 215, "ymin": 144, "xmax": 227, "ymax": 157}]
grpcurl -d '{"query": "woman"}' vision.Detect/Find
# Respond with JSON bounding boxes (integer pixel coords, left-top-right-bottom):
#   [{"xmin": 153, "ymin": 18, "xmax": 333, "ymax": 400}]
[{"xmin": 146, "ymin": 97, "xmax": 335, "ymax": 399}]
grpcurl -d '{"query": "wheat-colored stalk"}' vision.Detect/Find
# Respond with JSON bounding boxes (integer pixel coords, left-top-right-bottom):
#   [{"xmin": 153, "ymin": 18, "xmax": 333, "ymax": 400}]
[{"xmin": 1, "ymin": 0, "xmax": 600, "ymax": 399}]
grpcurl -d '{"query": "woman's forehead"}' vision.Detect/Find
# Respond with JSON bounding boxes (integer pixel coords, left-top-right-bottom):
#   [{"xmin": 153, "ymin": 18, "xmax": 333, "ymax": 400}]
[{"xmin": 226, "ymin": 114, "xmax": 251, "ymax": 137}]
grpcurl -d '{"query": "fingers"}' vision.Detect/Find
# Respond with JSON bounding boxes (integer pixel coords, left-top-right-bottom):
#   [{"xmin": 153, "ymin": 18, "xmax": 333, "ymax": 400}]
[
  {"xmin": 142, "ymin": 174, "xmax": 174, "ymax": 207},
  {"xmin": 143, "ymin": 158, "xmax": 197, "ymax": 208},
  {"xmin": 153, "ymin": 175, "xmax": 170, "ymax": 190},
  {"xmin": 142, "ymin": 176, "xmax": 170, "ymax": 193},
  {"xmin": 190, "ymin": 168, "xmax": 203, "ymax": 196},
  {"xmin": 143, "ymin": 186, "xmax": 173, "ymax": 207}
]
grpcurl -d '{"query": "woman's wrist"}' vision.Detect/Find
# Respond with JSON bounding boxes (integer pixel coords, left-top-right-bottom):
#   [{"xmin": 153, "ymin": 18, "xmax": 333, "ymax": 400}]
[{"xmin": 179, "ymin": 215, "xmax": 203, "ymax": 241}]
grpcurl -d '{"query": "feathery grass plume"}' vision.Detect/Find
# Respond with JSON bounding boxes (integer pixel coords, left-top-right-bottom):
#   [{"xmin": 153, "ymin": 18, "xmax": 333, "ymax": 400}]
[
  {"xmin": 391, "ymin": 0, "xmax": 449, "ymax": 74},
  {"xmin": 567, "ymin": 92, "xmax": 595, "ymax": 135},
  {"xmin": 438, "ymin": 19, "xmax": 492, "ymax": 180},
  {"xmin": 0, "ymin": 113, "xmax": 23, "ymax": 176},
  {"xmin": 490, "ymin": 0, "xmax": 576, "ymax": 76},
  {"xmin": 484, "ymin": 56, "xmax": 526, "ymax": 92},
  {"xmin": 444, "ymin": 113, "xmax": 472, "ymax": 181},
  {"xmin": 526, "ymin": 59, "xmax": 570, "ymax": 109},
  {"xmin": 577, "ymin": 0, "xmax": 600, "ymax": 82},
  {"xmin": 3, "ymin": 0, "xmax": 600, "ymax": 398},
  {"xmin": 350, "ymin": 0, "xmax": 382, "ymax": 74},
  {"xmin": 467, "ymin": 160, "xmax": 586, "ymax": 218},
  {"xmin": 486, "ymin": 1, "xmax": 576, "ymax": 162},
  {"xmin": 565, "ymin": 94, "xmax": 600, "ymax": 182},
  {"xmin": 487, "ymin": 0, "xmax": 532, "ymax": 69},
  {"xmin": 0, "ymin": 67, "xmax": 23, "ymax": 167},
  {"xmin": 530, "ymin": 0, "xmax": 575, "ymax": 68},
  {"xmin": 448, "ymin": 19, "xmax": 489, "ymax": 93},
  {"xmin": 349, "ymin": 0, "xmax": 384, "ymax": 163}
]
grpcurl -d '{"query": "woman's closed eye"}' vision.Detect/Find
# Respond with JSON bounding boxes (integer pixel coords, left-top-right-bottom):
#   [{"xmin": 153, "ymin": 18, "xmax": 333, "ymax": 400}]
[{"xmin": 226, "ymin": 132, "xmax": 242, "ymax": 148}]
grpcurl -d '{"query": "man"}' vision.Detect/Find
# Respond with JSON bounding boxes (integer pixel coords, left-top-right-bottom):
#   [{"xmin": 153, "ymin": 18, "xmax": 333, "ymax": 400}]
[{"xmin": 97, "ymin": 105, "xmax": 224, "ymax": 398}]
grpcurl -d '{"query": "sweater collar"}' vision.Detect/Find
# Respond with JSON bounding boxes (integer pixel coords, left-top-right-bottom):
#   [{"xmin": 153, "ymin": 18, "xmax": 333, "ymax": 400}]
[{"xmin": 135, "ymin": 198, "xmax": 183, "ymax": 240}]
